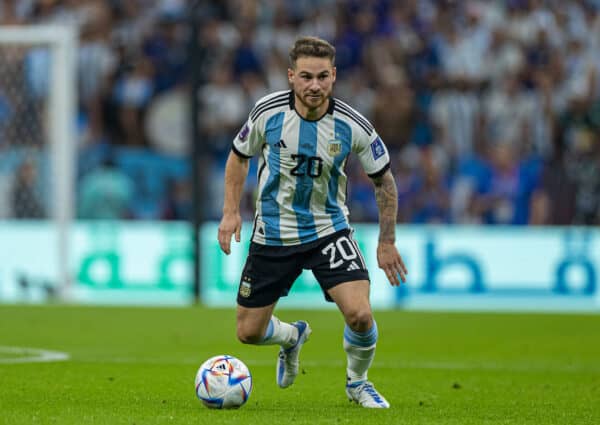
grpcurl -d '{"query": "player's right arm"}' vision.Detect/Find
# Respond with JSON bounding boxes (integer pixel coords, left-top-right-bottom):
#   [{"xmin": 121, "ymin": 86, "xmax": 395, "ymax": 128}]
[
  {"xmin": 218, "ymin": 151, "xmax": 250, "ymax": 255},
  {"xmin": 218, "ymin": 92, "xmax": 277, "ymax": 253},
  {"xmin": 218, "ymin": 97, "xmax": 266, "ymax": 254}
]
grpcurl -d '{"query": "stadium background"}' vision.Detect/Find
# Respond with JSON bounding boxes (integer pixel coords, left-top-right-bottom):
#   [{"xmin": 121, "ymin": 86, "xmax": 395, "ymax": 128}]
[
  {"xmin": 1, "ymin": 2, "xmax": 600, "ymax": 424},
  {"xmin": 0, "ymin": 0, "xmax": 599, "ymax": 310}
]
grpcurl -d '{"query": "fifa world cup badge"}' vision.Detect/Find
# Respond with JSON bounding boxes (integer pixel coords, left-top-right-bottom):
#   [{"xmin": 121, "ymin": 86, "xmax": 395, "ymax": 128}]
[
  {"xmin": 370, "ymin": 137, "xmax": 385, "ymax": 160},
  {"xmin": 237, "ymin": 123, "xmax": 250, "ymax": 142},
  {"xmin": 328, "ymin": 139, "xmax": 342, "ymax": 156}
]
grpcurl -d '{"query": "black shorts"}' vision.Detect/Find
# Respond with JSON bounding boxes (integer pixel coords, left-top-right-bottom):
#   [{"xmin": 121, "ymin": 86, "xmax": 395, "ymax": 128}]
[{"xmin": 237, "ymin": 228, "xmax": 370, "ymax": 308}]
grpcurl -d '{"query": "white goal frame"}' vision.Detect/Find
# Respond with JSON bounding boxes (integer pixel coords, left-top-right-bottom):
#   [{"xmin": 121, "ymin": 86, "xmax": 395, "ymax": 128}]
[{"xmin": 0, "ymin": 25, "xmax": 78, "ymax": 296}]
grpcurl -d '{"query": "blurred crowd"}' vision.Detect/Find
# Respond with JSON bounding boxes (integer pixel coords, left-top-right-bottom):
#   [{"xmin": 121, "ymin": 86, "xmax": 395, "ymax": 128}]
[{"xmin": 1, "ymin": 0, "xmax": 600, "ymax": 225}]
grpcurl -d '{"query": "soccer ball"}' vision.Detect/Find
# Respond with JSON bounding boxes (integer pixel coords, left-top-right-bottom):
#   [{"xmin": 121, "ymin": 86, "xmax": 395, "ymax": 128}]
[{"xmin": 194, "ymin": 355, "xmax": 252, "ymax": 409}]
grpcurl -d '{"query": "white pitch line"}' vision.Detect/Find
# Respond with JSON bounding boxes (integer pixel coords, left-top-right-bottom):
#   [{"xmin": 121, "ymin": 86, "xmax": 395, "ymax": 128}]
[{"xmin": 0, "ymin": 346, "xmax": 70, "ymax": 364}]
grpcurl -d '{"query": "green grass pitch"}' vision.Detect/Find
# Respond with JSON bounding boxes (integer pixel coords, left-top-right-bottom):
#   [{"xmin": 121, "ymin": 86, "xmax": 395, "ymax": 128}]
[{"xmin": 0, "ymin": 305, "xmax": 599, "ymax": 424}]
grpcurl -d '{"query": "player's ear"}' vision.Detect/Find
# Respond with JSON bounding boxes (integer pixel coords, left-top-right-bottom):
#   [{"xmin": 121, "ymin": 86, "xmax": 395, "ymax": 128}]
[
  {"xmin": 331, "ymin": 66, "xmax": 336, "ymax": 84},
  {"xmin": 288, "ymin": 68, "xmax": 294, "ymax": 84}
]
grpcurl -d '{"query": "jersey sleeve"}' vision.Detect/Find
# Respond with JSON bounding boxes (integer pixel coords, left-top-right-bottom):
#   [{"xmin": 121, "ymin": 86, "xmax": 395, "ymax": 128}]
[
  {"xmin": 231, "ymin": 115, "xmax": 264, "ymax": 158},
  {"xmin": 353, "ymin": 131, "xmax": 391, "ymax": 178}
]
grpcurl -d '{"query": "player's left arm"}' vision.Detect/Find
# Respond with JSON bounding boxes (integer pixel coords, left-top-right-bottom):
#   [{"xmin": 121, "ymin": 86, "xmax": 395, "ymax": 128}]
[
  {"xmin": 372, "ymin": 169, "xmax": 408, "ymax": 286},
  {"xmin": 351, "ymin": 123, "xmax": 407, "ymax": 285}
]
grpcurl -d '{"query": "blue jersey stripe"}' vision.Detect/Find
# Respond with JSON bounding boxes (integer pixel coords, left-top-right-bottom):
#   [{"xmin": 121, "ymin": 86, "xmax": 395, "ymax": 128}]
[
  {"xmin": 326, "ymin": 118, "xmax": 352, "ymax": 231},
  {"xmin": 292, "ymin": 120, "xmax": 317, "ymax": 243},
  {"xmin": 260, "ymin": 112, "xmax": 285, "ymax": 245}
]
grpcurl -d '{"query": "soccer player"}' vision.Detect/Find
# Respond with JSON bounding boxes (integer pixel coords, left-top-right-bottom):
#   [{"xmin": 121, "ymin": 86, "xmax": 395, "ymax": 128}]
[{"xmin": 217, "ymin": 36, "xmax": 407, "ymax": 408}]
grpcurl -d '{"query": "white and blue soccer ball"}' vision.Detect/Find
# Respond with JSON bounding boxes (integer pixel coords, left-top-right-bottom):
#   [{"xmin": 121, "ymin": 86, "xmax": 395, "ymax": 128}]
[{"xmin": 195, "ymin": 355, "xmax": 252, "ymax": 409}]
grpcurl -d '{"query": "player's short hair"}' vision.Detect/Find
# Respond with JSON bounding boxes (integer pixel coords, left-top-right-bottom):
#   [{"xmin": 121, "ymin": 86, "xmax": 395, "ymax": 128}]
[{"xmin": 289, "ymin": 36, "xmax": 336, "ymax": 68}]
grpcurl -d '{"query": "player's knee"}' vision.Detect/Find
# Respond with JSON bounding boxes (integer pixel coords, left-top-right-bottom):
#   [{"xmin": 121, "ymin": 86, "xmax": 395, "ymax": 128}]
[
  {"xmin": 346, "ymin": 308, "xmax": 373, "ymax": 333},
  {"xmin": 236, "ymin": 324, "xmax": 263, "ymax": 344}
]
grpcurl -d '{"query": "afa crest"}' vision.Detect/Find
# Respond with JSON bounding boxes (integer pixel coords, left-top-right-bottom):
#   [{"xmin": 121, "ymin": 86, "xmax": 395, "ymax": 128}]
[
  {"xmin": 327, "ymin": 139, "xmax": 342, "ymax": 156},
  {"xmin": 239, "ymin": 277, "xmax": 252, "ymax": 298}
]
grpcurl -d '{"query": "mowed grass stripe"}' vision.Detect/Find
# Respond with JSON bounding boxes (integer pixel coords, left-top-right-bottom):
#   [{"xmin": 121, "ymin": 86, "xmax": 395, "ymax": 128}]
[
  {"xmin": 43, "ymin": 356, "xmax": 600, "ymax": 375},
  {"xmin": 0, "ymin": 305, "xmax": 598, "ymax": 425}
]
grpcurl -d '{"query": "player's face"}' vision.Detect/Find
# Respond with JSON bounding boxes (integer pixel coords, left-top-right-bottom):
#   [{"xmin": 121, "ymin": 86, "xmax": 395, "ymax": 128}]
[{"xmin": 288, "ymin": 56, "xmax": 336, "ymax": 117}]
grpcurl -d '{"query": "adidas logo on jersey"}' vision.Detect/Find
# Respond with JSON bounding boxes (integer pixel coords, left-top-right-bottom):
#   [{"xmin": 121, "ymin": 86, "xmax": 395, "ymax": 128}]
[
  {"xmin": 274, "ymin": 139, "xmax": 287, "ymax": 149},
  {"xmin": 346, "ymin": 261, "xmax": 360, "ymax": 271},
  {"xmin": 256, "ymin": 220, "xmax": 265, "ymax": 235}
]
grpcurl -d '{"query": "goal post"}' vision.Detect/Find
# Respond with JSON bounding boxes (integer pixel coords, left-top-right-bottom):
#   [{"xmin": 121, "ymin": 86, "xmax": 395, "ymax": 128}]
[{"xmin": 0, "ymin": 25, "xmax": 78, "ymax": 298}]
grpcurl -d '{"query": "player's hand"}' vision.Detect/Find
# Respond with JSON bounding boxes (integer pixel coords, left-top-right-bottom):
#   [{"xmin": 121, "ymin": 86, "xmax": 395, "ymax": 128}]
[
  {"xmin": 376, "ymin": 241, "xmax": 408, "ymax": 286},
  {"xmin": 218, "ymin": 212, "xmax": 242, "ymax": 255}
]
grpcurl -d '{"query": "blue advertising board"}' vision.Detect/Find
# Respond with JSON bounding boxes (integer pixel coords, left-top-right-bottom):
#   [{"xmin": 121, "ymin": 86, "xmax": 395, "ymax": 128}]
[
  {"xmin": 201, "ymin": 223, "xmax": 600, "ymax": 312},
  {"xmin": 0, "ymin": 222, "xmax": 598, "ymax": 311}
]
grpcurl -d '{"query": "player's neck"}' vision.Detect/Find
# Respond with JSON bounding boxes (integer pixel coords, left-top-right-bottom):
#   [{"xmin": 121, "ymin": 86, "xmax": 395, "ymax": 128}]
[{"xmin": 294, "ymin": 94, "xmax": 330, "ymax": 121}]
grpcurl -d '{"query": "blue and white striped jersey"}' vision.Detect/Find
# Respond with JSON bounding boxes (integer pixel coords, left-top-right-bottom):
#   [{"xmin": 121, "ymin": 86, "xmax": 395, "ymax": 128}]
[{"xmin": 232, "ymin": 90, "xmax": 390, "ymax": 246}]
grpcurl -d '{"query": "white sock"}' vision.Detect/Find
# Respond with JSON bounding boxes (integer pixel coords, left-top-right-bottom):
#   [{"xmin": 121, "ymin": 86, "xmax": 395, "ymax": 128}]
[
  {"xmin": 343, "ymin": 321, "xmax": 378, "ymax": 384},
  {"xmin": 259, "ymin": 316, "xmax": 298, "ymax": 348}
]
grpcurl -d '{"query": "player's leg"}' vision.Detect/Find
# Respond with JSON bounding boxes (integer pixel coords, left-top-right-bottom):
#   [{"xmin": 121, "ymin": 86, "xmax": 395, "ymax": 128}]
[
  {"xmin": 236, "ymin": 303, "xmax": 297, "ymax": 347},
  {"xmin": 236, "ymin": 302, "xmax": 276, "ymax": 344},
  {"xmin": 327, "ymin": 280, "xmax": 389, "ymax": 408},
  {"xmin": 235, "ymin": 243, "xmax": 311, "ymax": 388},
  {"xmin": 236, "ymin": 303, "xmax": 310, "ymax": 388},
  {"xmin": 327, "ymin": 281, "xmax": 378, "ymax": 383}
]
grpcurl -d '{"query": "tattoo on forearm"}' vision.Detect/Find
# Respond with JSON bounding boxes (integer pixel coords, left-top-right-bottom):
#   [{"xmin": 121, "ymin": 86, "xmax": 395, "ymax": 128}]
[{"xmin": 374, "ymin": 172, "xmax": 398, "ymax": 242}]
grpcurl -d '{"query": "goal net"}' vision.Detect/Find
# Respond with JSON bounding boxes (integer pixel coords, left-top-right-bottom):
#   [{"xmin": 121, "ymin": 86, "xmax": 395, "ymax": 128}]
[{"xmin": 0, "ymin": 26, "xmax": 77, "ymax": 300}]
